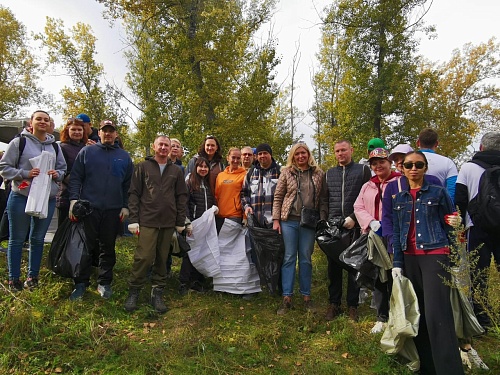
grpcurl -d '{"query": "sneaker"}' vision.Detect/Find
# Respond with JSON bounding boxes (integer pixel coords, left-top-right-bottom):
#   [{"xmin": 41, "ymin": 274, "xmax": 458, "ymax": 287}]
[
  {"xmin": 69, "ymin": 283, "xmax": 86, "ymax": 301},
  {"xmin": 277, "ymin": 297, "xmax": 292, "ymax": 315},
  {"xmin": 97, "ymin": 284, "xmax": 112, "ymax": 299},
  {"xmin": 348, "ymin": 306, "xmax": 359, "ymax": 322},
  {"xmin": 461, "ymin": 347, "xmax": 489, "ymax": 370},
  {"xmin": 304, "ymin": 299, "xmax": 317, "ymax": 313},
  {"xmin": 178, "ymin": 283, "xmax": 189, "ymax": 296},
  {"xmin": 370, "ymin": 321, "xmax": 387, "ymax": 334},
  {"xmin": 325, "ymin": 304, "xmax": 340, "ymax": 321},
  {"xmin": 8, "ymin": 279, "xmax": 23, "ymax": 292},
  {"xmin": 24, "ymin": 277, "xmax": 39, "ymax": 290}
]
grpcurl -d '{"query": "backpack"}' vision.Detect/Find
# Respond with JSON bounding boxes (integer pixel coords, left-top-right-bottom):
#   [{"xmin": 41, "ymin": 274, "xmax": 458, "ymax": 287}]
[{"xmin": 467, "ymin": 160, "xmax": 500, "ymax": 233}]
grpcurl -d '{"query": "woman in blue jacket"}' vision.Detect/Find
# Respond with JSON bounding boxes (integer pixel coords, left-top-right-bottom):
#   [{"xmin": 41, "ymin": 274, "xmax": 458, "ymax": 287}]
[{"xmin": 392, "ymin": 151, "xmax": 463, "ymax": 375}]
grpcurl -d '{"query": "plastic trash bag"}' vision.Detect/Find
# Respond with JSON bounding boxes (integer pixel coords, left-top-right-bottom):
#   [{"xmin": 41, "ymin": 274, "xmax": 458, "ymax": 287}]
[
  {"xmin": 247, "ymin": 214, "xmax": 284, "ymax": 294},
  {"xmin": 48, "ymin": 219, "xmax": 90, "ymax": 278},
  {"xmin": 315, "ymin": 218, "xmax": 356, "ymax": 273},
  {"xmin": 339, "ymin": 233, "xmax": 378, "ymax": 290},
  {"xmin": 171, "ymin": 231, "xmax": 191, "ymax": 258}
]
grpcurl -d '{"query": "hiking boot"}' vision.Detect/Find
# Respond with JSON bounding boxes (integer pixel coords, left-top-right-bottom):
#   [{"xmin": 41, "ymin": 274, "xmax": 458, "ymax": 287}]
[
  {"xmin": 242, "ymin": 293, "xmax": 256, "ymax": 301},
  {"xmin": 69, "ymin": 283, "xmax": 86, "ymax": 301},
  {"xmin": 370, "ymin": 321, "xmax": 387, "ymax": 334},
  {"xmin": 178, "ymin": 283, "xmax": 189, "ymax": 296},
  {"xmin": 24, "ymin": 277, "xmax": 39, "ymax": 290},
  {"xmin": 348, "ymin": 306, "xmax": 359, "ymax": 322},
  {"xmin": 8, "ymin": 279, "xmax": 23, "ymax": 292},
  {"xmin": 277, "ymin": 296, "xmax": 292, "ymax": 315},
  {"xmin": 151, "ymin": 287, "xmax": 168, "ymax": 314},
  {"xmin": 325, "ymin": 303, "xmax": 340, "ymax": 321},
  {"xmin": 124, "ymin": 288, "xmax": 141, "ymax": 312},
  {"xmin": 97, "ymin": 284, "xmax": 112, "ymax": 299},
  {"xmin": 190, "ymin": 281, "xmax": 205, "ymax": 294},
  {"xmin": 304, "ymin": 299, "xmax": 317, "ymax": 313}
]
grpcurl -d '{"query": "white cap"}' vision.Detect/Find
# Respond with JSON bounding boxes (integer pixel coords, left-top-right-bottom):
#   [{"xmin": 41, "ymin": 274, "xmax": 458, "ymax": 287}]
[{"xmin": 389, "ymin": 144, "xmax": 413, "ymax": 161}]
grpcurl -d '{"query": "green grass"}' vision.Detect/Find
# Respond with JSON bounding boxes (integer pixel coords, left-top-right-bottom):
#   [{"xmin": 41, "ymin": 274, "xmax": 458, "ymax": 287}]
[{"xmin": 0, "ymin": 238, "xmax": 498, "ymax": 374}]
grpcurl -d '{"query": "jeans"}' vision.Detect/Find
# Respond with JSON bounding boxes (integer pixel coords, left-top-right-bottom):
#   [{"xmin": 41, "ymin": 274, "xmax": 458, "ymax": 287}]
[
  {"xmin": 7, "ymin": 192, "xmax": 56, "ymax": 280},
  {"xmin": 280, "ymin": 219, "xmax": 315, "ymax": 297}
]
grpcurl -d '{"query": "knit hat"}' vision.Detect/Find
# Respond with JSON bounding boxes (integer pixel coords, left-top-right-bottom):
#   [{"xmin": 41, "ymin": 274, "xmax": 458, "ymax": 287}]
[
  {"xmin": 76, "ymin": 113, "xmax": 91, "ymax": 123},
  {"xmin": 256, "ymin": 143, "xmax": 272, "ymax": 155},
  {"xmin": 367, "ymin": 138, "xmax": 386, "ymax": 152}
]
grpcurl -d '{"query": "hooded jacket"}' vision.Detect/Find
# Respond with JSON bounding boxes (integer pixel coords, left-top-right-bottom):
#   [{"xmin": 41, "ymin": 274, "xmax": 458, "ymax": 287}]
[
  {"xmin": 128, "ymin": 156, "xmax": 187, "ymax": 228},
  {"xmin": 215, "ymin": 166, "xmax": 247, "ymax": 218},
  {"xmin": 68, "ymin": 142, "xmax": 133, "ymax": 210},
  {"xmin": 0, "ymin": 130, "xmax": 66, "ymax": 198}
]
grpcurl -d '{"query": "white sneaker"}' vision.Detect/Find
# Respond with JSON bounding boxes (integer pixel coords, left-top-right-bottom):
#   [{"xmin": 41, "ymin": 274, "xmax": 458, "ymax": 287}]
[
  {"xmin": 370, "ymin": 321, "xmax": 386, "ymax": 334},
  {"xmin": 460, "ymin": 347, "xmax": 489, "ymax": 370}
]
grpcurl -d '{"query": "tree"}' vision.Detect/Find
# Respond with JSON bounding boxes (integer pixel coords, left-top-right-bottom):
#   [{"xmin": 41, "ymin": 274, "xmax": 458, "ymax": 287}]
[
  {"xmin": 317, "ymin": 0, "xmax": 433, "ymax": 159},
  {"xmin": 101, "ymin": 0, "xmax": 283, "ymax": 158},
  {"xmin": 35, "ymin": 18, "xmax": 125, "ymax": 134},
  {"xmin": 0, "ymin": 6, "xmax": 40, "ymax": 119}
]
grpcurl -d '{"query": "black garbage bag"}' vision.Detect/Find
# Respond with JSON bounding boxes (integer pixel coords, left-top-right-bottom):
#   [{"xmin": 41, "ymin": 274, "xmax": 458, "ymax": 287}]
[
  {"xmin": 171, "ymin": 230, "xmax": 191, "ymax": 258},
  {"xmin": 315, "ymin": 218, "xmax": 356, "ymax": 273},
  {"xmin": 72, "ymin": 200, "xmax": 93, "ymax": 220},
  {"xmin": 48, "ymin": 219, "xmax": 91, "ymax": 278},
  {"xmin": 247, "ymin": 214, "xmax": 284, "ymax": 294},
  {"xmin": 339, "ymin": 233, "xmax": 378, "ymax": 290}
]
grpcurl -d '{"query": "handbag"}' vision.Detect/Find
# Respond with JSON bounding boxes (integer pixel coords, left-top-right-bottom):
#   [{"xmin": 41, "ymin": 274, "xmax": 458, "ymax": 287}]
[{"xmin": 297, "ymin": 170, "xmax": 319, "ymax": 229}]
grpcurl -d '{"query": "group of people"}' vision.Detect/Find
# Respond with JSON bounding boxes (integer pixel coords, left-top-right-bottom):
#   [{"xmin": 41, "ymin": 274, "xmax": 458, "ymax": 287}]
[{"xmin": 0, "ymin": 111, "xmax": 497, "ymax": 374}]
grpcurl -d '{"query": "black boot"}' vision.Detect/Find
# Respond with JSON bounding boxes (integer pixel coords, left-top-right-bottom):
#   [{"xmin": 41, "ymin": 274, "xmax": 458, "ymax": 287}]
[
  {"xmin": 150, "ymin": 287, "xmax": 168, "ymax": 314},
  {"xmin": 124, "ymin": 288, "xmax": 141, "ymax": 312}
]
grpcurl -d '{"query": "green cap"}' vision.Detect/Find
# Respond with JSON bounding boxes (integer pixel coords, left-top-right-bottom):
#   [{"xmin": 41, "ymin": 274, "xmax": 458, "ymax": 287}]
[{"xmin": 367, "ymin": 138, "xmax": 386, "ymax": 152}]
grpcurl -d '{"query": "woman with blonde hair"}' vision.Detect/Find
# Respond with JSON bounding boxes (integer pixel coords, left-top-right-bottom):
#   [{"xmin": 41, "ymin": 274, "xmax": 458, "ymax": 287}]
[{"xmin": 272, "ymin": 142, "xmax": 323, "ymax": 314}]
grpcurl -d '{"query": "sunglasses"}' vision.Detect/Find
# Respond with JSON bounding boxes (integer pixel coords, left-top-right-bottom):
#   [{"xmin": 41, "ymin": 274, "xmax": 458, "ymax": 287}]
[{"xmin": 403, "ymin": 161, "xmax": 426, "ymax": 170}]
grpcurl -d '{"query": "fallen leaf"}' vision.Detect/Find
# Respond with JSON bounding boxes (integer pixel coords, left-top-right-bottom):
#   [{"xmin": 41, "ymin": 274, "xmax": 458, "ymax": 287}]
[
  {"xmin": 341, "ymin": 352, "xmax": 349, "ymax": 359},
  {"xmin": 55, "ymin": 368, "xmax": 63, "ymax": 373},
  {"xmin": 326, "ymin": 330, "xmax": 331, "ymax": 335}
]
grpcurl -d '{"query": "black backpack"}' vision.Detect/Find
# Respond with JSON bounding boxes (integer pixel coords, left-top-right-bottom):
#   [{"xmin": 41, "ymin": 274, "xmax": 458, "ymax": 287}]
[{"xmin": 467, "ymin": 160, "xmax": 500, "ymax": 233}]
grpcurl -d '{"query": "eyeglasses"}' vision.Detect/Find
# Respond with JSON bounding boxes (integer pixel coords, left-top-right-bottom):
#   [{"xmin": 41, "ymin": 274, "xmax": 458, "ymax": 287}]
[{"xmin": 403, "ymin": 161, "xmax": 426, "ymax": 170}]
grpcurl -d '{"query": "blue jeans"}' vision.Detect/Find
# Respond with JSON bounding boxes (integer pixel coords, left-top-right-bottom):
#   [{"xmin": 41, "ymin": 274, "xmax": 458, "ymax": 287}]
[
  {"xmin": 280, "ymin": 219, "xmax": 315, "ymax": 297},
  {"xmin": 7, "ymin": 192, "xmax": 56, "ymax": 280}
]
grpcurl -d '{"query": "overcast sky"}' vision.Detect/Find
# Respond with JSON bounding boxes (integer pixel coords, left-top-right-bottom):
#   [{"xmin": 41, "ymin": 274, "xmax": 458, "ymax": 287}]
[{"xmin": 2, "ymin": 0, "xmax": 499, "ymax": 148}]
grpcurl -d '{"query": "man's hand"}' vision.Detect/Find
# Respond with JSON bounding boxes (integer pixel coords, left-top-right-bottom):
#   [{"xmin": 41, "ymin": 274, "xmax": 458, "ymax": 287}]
[
  {"xmin": 119, "ymin": 208, "xmax": 129, "ymax": 222},
  {"xmin": 128, "ymin": 223, "xmax": 140, "ymax": 235},
  {"xmin": 343, "ymin": 216, "xmax": 355, "ymax": 230},
  {"xmin": 175, "ymin": 226, "xmax": 185, "ymax": 234},
  {"xmin": 392, "ymin": 267, "xmax": 403, "ymax": 279},
  {"xmin": 69, "ymin": 200, "xmax": 78, "ymax": 222},
  {"xmin": 186, "ymin": 223, "xmax": 193, "ymax": 236}
]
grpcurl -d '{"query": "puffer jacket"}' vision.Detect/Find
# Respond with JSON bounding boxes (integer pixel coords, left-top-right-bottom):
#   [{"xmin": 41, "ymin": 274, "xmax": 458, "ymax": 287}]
[{"xmin": 272, "ymin": 166, "xmax": 324, "ymax": 221}]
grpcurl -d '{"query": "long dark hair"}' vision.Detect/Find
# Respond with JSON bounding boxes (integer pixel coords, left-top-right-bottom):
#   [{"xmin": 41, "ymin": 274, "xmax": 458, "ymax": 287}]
[
  {"xmin": 188, "ymin": 157, "xmax": 210, "ymax": 192},
  {"xmin": 197, "ymin": 135, "xmax": 223, "ymax": 163}
]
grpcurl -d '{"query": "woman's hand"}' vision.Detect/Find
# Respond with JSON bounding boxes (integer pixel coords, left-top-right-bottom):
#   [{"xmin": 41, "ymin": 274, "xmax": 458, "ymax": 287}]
[
  {"xmin": 28, "ymin": 168, "xmax": 40, "ymax": 178},
  {"xmin": 47, "ymin": 169, "xmax": 59, "ymax": 179},
  {"xmin": 273, "ymin": 219, "xmax": 281, "ymax": 234}
]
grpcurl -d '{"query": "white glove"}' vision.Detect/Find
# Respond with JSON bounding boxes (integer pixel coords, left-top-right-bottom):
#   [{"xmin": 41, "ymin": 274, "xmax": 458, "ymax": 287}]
[
  {"xmin": 128, "ymin": 223, "xmax": 140, "ymax": 235},
  {"xmin": 119, "ymin": 208, "xmax": 129, "ymax": 222},
  {"xmin": 392, "ymin": 267, "xmax": 403, "ymax": 279},
  {"xmin": 175, "ymin": 226, "xmax": 185, "ymax": 233},
  {"xmin": 69, "ymin": 200, "xmax": 78, "ymax": 221},
  {"xmin": 343, "ymin": 216, "xmax": 355, "ymax": 229},
  {"xmin": 369, "ymin": 220, "xmax": 381, "ymax": 232},
  {"xmin": 213, "ymin": 206, "xmax": 219, "ymax": 215},
  {"xmin": 186, "ymin": 223, "xmax": 193, "ymax": 236}
]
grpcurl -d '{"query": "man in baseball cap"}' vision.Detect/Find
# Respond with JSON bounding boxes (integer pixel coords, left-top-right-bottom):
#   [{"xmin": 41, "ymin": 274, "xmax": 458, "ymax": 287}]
[{"xmin": 76, "ymin": 113, "xmax": 99, "ymax": 145}]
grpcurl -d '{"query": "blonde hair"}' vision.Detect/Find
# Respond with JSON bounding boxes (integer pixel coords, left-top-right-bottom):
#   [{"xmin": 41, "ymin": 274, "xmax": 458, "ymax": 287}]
[
  {"xmin": 170, "ymin": 138, "xmax": 182, "ymax": 147},
  {"xmin": 285, "ymin": 142, "xmax": 318, "ymax": 169},
  {"xmin": 226, "ymin": 147, "xmax": 241, "ymax": 157}
]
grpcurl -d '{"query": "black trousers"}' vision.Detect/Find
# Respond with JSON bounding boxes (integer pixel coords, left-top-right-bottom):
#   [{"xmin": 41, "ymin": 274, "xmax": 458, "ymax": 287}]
[
  {"xmin": 74, "ymin": 208, "xmax": 121, "ymax": 286},
  {"xmin": 373, "ymin": 270, "xmax": 393, "ymax": 322},
  {"xmin": 327, "ymin": 259, "xmax": 359, "ymax": 308},
  {"xmin": 404, "ymin": 254, "xmax": 464, "ymax": 375},
  {"xmin": 467, "ymin": 225, "xmax": 500, "ymax": 328}
]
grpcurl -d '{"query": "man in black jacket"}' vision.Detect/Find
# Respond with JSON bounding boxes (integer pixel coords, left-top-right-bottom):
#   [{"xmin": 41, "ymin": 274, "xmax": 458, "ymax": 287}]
[
  {"xmin": 319, "ymin": 140, "xmax": 371, "ymax": 321},
  {"xmin": 455, "ymin": 131, "xmax": 500, "ymax": 330}
]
